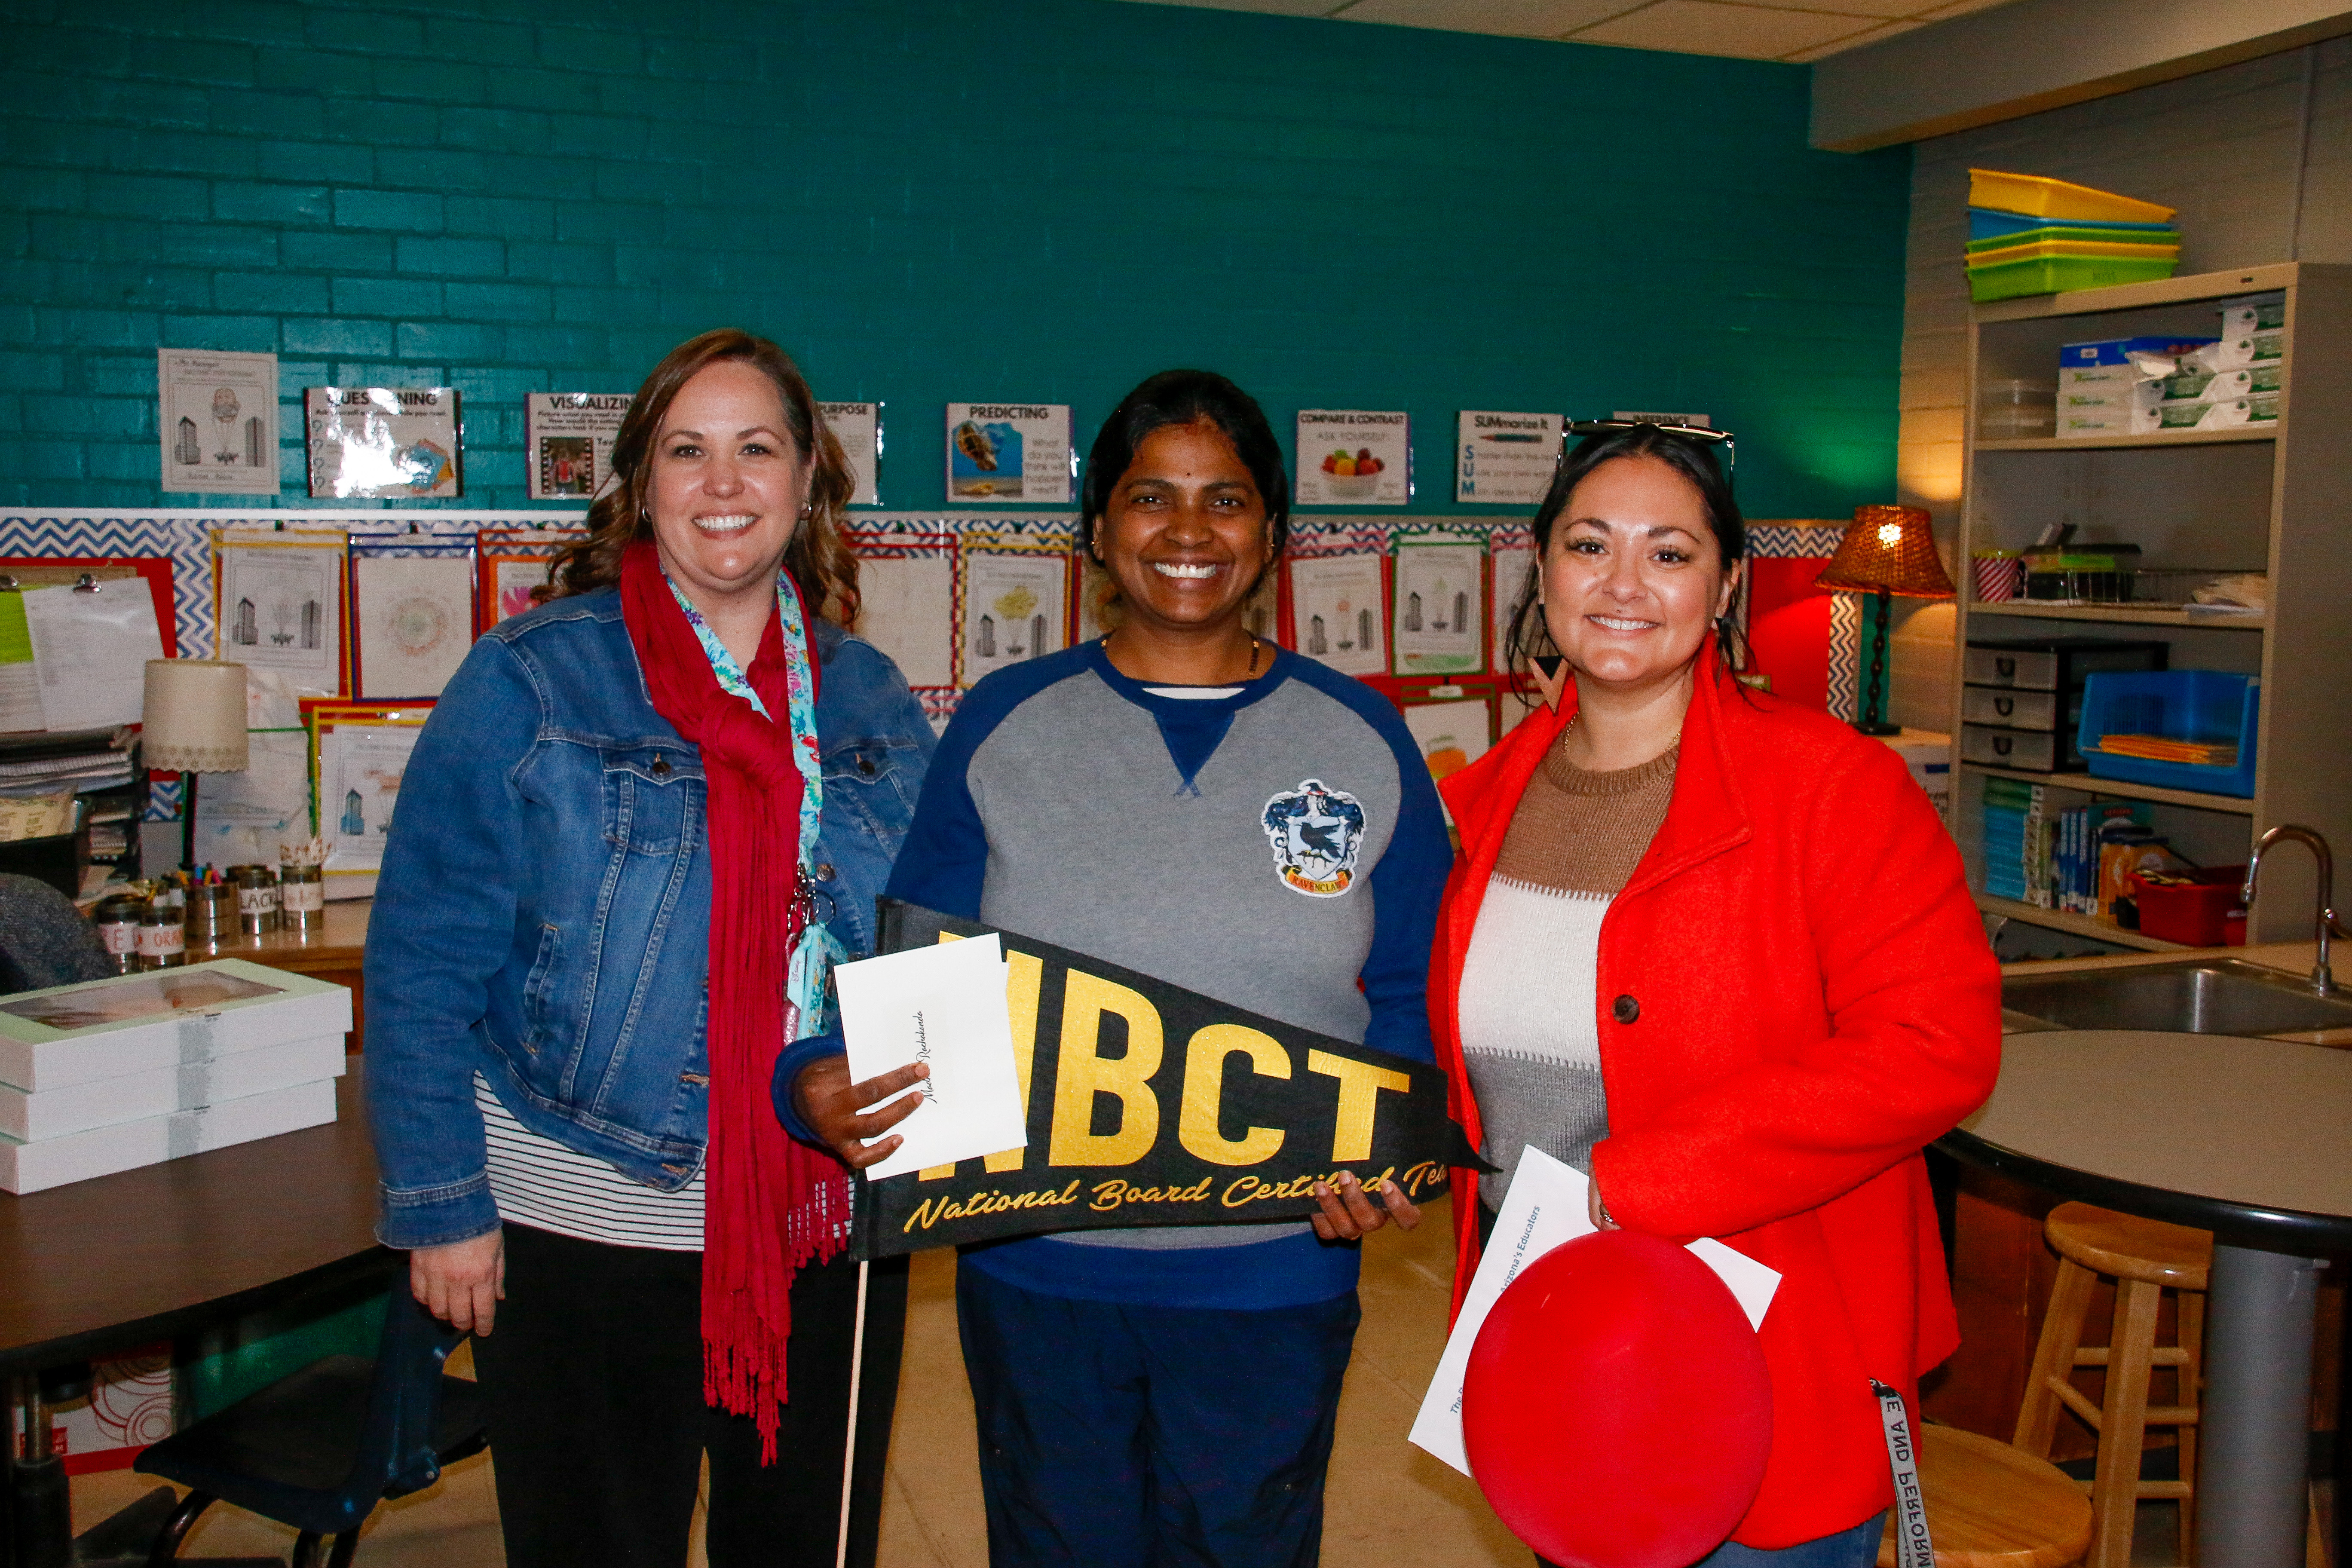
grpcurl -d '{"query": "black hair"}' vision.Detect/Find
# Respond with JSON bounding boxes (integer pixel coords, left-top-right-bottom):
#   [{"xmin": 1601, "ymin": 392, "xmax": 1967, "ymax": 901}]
[
  {"xmin": 1081, "ymin": 370, "xmax": 1291, "ymax": 564},
  {"xmin": 1501, "ymin": 423, "xmax": 1750, "ymax": 682}
]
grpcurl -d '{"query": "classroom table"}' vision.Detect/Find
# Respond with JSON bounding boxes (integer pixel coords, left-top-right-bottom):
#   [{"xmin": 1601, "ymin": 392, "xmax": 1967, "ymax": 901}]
[
  {"xmin": 1940, "ymin": 1028, "xmax": 2352, "ymax": 1568},
  {"xmin": 1, "ymin": 1073, "xmax": 387, "ymax": 1567}
]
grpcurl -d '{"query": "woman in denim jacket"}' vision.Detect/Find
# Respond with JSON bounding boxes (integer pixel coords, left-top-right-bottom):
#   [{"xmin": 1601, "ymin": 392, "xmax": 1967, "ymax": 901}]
[{"xmin": 364, "ymin": 330, "xmax": 934, "ymax": 1568}]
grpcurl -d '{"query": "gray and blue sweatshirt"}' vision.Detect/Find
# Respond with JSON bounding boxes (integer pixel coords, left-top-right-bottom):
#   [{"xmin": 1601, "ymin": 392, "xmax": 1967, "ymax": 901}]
[{"xmin": 882, "ymin": 639, "xmax": 1449, "ymax": 1311}]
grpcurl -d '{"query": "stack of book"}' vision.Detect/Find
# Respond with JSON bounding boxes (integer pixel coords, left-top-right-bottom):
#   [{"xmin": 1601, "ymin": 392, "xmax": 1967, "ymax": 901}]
[
  {"xmin": 1981, "ymin": 777, "xmax": 2048, "ymax": 906},
  {"xmin": 2093, "ymin": 734, "xmax": 2239, "ymax": 767},
  {"xmin": 0, "ymin": 959, "xmax": 351, "ymax": 1194}
]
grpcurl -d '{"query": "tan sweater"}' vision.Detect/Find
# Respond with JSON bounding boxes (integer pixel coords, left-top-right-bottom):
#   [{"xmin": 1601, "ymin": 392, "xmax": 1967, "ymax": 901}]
[{"xmin": 1456, "ymin": 736, "xmax": 1677, "ymax": 1206}]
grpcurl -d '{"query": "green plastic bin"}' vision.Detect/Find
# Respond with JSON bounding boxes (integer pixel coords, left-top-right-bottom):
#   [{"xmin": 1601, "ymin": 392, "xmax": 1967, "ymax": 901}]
[{"xmin": 1967, "ymin": 253, "xmax": 2180, "ymax": 303}]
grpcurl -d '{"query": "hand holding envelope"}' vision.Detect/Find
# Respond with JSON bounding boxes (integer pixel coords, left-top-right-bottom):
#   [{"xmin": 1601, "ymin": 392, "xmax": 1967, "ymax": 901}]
[{"xmin": 833, "ymin": 934, "xmax": 1028, "ymax": 1181}]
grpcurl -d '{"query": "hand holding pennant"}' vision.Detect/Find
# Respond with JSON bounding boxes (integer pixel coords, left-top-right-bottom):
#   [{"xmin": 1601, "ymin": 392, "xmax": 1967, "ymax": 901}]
[{"xmin": 843, "ymin": 900, "xmax": 1458, "ymax": 1261}]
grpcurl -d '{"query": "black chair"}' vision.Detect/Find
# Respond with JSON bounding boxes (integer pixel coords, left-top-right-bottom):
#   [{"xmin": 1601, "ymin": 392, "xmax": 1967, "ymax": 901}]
[{"xmin": 133, "ymin": 1286, "xmax": 490, "ymax": 1568}]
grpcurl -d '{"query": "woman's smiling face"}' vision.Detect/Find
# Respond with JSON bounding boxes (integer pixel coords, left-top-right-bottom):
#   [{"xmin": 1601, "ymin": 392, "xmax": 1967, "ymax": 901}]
[
  {"xmin": 644, "ymin": 359, "xmax": 806, "ymax": 609},
  {"xmin": 1538, "ymin": 453, "xmax": 1739, "ymax": 693},
  {"xmin": 1095, "ymin": 418, "xmax": 1271, "ymax": 637}
]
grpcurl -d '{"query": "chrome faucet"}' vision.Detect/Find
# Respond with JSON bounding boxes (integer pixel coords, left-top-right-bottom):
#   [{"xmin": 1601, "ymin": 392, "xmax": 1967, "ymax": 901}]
[{"xmin": 2242, "ymin": 825, "xmax": 2337, "ymax": 997}]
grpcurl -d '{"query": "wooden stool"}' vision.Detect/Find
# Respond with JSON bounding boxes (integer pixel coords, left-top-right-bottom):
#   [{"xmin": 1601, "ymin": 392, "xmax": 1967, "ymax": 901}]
[
  {"xmin": 2012, "ymin": 1201, "xmax": 2211, "ymax": 1568},
  {"xmin": 1875, "ymin": 1424, "xmax": 2092, "ymax": 1568}
]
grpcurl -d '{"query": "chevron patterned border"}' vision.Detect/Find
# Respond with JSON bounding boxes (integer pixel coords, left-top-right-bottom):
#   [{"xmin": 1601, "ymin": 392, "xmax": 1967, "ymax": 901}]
[{"xmin": 1828, "ymin": 593, "xmax": 1861, "ymax": 722}]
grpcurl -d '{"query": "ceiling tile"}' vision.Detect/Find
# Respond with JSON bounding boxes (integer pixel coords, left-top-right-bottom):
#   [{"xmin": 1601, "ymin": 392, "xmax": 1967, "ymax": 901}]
[
  {"xmin": 1918, "ymin": 0, "xmax": 2030, "ymax": 15},
  {"xmin": 1336, "ymin": 0, "xmax": 1640, "ymax": 36},
  {"xmin": 1570, "ymin": 0, "xmax": 1881, "ymax": 58},
  {"xmin": 1790, "ymin": 0, "xmax": 1948, "ymax": 16},
  {"xmin": 1785, "ymin": 15, "xmax": 1924, "ymax": 57},
  {"xmin": 1111, "ymin": 0, "xmax": 1341, "ymax": 15}
]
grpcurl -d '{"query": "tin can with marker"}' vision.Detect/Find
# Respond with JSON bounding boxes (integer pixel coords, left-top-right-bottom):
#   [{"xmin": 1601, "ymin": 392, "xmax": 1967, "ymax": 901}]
[
  {"xmin": 228, "ymin": 865, "xmax": 279, "ymax": 936},
  {"xmin": 184, "ymin": 882, "xmax": 235, "ymax": 946},
  {"xmin": 93, "ymin": 895, "xmax": 146, "ymax": 974},
  {"xmin": 279, "ymin": 862, "xmax": 324, "ymax": 932},
  {"xmin": 136, "ymin": 902, "xmax": 186, "ymax": 969}
]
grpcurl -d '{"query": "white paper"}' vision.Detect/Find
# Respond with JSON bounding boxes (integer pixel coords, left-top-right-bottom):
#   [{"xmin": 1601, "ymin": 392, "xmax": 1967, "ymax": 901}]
[
  {"xmin": 835, "ymin": 933, "xmax": 1027, "ymax": 1181},
  {"xmin": 1402, "ymin": 699, "xmax": 1490, "ymax": 797},
  {"xmin": 354, "ymin": 554, "xmax": 474, "ymax": 699},
  {"xmin": 1392, "ymin": 543, "xmax": 1483, "ymax": 677},
  {"xmin": 306, "ymin": 386, "xmax": 461, "ymax": 499},
  {"xmin": 192, "ymin": 729, "xmax": 310, "ymax": 863},
  {"xmin": 1456, "ymin": 411, "xmax": 1562, "ymax": 506},
  {"xmin": 1296, "ymin": 410, "xmax": 1409, "ymax": 506},
  {"xmin": 216, "ymin": 543, "xmax": 342, "ymax": 689},
  {"xmin": 20, "ymin": 583, "xmax": 165, "ymax": 730},
  {"xmin": 319, "ymin": 724, "xmax": 422, "ymax": 871},
  {"xmin": 855, "ymin": 555, "xmax": 955, "ymax": 688},
  {"xmin": 948, "ymin": 404, "xmax": 1072, "ymax": 505},
  {"xmin": 1490, "ymin": 541, "xmax": 1535, "ymax": 676},
  {"xmin": 962, "ymin": 552, "xmax": 1067, "ymax": 685},
  {"xmin": 1409, "ymin": 1147, "xmax": 1780, "ymax": 1476},
  {"xmin": 1288, "ymin": 554, "xmax": 1386, "ymax": 677},
  {"xmin": 821, "ymin": 402, "xmax": 883, "ymax": 506},
  {"xmin": 159, "ymin": 349, "xmax": 280, "ymax": 495},
  {"xmin": 526, "ymin": 393, "xmax": 629, "ymax": 500}
]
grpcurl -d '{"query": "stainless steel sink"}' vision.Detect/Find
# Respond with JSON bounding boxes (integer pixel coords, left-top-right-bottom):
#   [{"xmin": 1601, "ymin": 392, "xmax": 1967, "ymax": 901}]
[{"xmin": 2003, "ymin": 959, "xmax": 2352, "ymax": 1037}]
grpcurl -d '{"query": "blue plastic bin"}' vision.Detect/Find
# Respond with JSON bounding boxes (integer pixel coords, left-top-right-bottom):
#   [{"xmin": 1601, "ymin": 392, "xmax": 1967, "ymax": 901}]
[
  {"xmin": 1969, "ymin": 207, "xmax": 2180, "ymax": 242},
  {"xmin": 2076, "ymin": 671, "xmax": 2259, "ymax": 798}
]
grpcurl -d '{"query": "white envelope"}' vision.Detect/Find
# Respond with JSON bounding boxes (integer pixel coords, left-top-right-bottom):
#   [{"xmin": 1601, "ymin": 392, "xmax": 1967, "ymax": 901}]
[
  {"xmin": 835, "ymin": 933, "xmax": 1027, "ymax": 1181},
  {"xmin": 1408, "ymin": 1146, "xmax": 1781, "ymax": 1476}
]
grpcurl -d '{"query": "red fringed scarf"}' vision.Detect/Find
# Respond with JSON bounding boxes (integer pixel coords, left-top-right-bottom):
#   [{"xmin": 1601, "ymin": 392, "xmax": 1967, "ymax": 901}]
[{"xmin": 618, "ymin": 540, "xmax": 850, "ymax": 1460}]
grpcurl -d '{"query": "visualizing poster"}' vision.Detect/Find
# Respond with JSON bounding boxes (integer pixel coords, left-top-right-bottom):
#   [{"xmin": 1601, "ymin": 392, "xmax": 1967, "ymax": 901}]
[
  {"xmin": 1455, "ymin": 411, "xmax": 1562, "ymax": 506},
  {"xmin": 214, "ymin": 539, "xmax": 343, "ymax": 690},
  {"xmin": 1392, "ymin": 542, "xmax": 1483, "ymax": 677},
  {"xmin": 526, "ymin": 394, "xmax": 629, "ymax": 500},
  {"xmin": 1490, "ymin": 538, "xmax": 1535, "ymax": 675},
  {"xmin": 947, "ymin": 404, "xmax": 1072, "ymax": 505},
  {"xmin": 159, "ymin": 350, "xmax": 280, "ymax": 495},
  {"xmin": 319, "ymin": 723, "xmax": 422, "ymax": 871},
  {"xmin": 857, "ymin": 555, "xmax": 956, "ymax": 689},
  {"xmin": 1287, "ymin": 554, "xmax": 1386, "ymax": 677},
  {"xmin": 962, "ymin": 551, "xmax": 1068, "ymax": 685},
  {"xmin": 1295, "ymin": 410, "xmax": 1409, "ymax": 507},
  {"xmin": 352, "ymin": 554, "xmax": 475, "ymax": 700},
  {"xmin": 305, "ymin": 387, "xmax": 462, "ymax": 499},
  {"xmin": 821, "ymin": 402, "xmax": 883, "ymax": 506}
]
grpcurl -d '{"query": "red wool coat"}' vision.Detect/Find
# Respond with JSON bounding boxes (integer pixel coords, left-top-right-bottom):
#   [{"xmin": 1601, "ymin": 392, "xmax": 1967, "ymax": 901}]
[{"xmin": 1434, "ymin": 661, "xmax": 2002, "ymax": 1548}]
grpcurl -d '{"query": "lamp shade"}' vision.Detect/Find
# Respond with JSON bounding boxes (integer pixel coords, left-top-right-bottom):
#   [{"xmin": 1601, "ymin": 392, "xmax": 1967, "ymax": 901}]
[
  {"xmin": 142, "ymin": 659, "xmax": 248, "ymax": 773},
  {"xmin": 1813, "ymin": 505, "xmax": 1956, "ymax": 598}
]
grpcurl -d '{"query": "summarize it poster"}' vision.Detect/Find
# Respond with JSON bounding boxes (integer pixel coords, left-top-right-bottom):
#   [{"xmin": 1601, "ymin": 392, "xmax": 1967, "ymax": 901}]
[
  {"xmin": 946, "ymin": 404, "xmax": 1071, "ymax": 505},
  {"xmin": 1295, "ymin": 410, "xmax": 1409, "ymax": 507},
  {"xmin": 526, "ymin": 394, "xmax": 629, "ymax": 500},
  {"xmin": 1455, "ymin": 411, "xmax": 1562, "ymax": 505}
]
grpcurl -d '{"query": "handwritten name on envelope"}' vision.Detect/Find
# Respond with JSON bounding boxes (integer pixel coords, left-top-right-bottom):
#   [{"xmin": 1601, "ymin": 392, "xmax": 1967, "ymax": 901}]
[{"xmin": 836, "ymin": 932, "xmax": 1028, "ymax": 1182}]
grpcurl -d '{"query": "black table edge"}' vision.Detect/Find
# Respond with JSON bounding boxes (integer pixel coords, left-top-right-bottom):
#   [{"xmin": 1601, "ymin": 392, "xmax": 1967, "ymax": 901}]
[
  {"xmin": 1937, "ymin": 1127, "xmax": 2352, "ymax": 1257},
  {"xmin": 0, "ymin": 1244, "xmax": 397, "ymax": 1377}
]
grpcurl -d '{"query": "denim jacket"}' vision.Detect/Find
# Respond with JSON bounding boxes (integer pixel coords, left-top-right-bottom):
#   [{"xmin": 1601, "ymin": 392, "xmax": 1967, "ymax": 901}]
[{"xmin": 362, "ymin": 587, "xmax": 934, "ymax": 1249}]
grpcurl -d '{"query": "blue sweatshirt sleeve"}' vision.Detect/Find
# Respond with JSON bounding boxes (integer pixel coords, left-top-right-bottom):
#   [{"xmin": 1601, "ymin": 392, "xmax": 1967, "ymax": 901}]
[{"xmin": 1358, "ymin": 709, "xmax": 1449, "ymax": 1066}]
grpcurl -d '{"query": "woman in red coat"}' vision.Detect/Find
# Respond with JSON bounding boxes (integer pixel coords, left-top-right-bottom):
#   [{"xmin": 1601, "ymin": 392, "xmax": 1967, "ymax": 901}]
[{"xmin": 1435, "ymin": 423, "xmax": 2001, "ymax": 1563}]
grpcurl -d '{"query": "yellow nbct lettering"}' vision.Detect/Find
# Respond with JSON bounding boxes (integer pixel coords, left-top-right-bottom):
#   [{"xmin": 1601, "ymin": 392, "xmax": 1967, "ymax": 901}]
[
  {"xmin": 1305, "ymin": 1050, "xmax": 1410, "ymax": 1161},
  {"xmin": 983, "ymin": 949, "xmax": 1046, "ymax": 1173},
  {"xmin": 1049, "ymin": 970, "xmax": 1162, "ymax": 1167},
  {"xmin": 1177, "ymin": 1024, "xmax": 1290, "ymax": 1167}
]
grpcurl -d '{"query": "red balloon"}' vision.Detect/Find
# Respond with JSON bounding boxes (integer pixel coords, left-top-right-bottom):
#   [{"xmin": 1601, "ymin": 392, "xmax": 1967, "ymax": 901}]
[{"xmin": 1462, "ymin": 1230, "xmax": 1773, "ymax": 1568}]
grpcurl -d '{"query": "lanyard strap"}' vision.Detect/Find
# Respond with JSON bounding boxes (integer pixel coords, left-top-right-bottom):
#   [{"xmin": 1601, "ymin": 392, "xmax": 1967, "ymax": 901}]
[{"xmin": 1871, "ymin": 1380, "xmax": 1935, "ymax": 1568}]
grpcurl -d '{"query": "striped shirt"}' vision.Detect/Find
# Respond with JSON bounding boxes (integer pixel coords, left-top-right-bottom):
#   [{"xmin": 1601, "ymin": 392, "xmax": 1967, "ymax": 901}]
[{"xmin": 477, "ymin": 1073, "xmax": 705, "ymax": 1250}]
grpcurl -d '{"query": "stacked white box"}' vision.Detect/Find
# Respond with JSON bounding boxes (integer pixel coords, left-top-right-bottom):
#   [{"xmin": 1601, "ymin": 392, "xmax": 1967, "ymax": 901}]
[{"xmin": 0, "ymin": 959, "xmax": 352, "ymax": 1194}]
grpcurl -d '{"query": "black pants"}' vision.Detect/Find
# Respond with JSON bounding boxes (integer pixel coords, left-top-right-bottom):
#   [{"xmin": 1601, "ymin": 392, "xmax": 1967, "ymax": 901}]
[{"xmin": 470, "ymin": 1223, "xmax": 908, "ymax": 1568}]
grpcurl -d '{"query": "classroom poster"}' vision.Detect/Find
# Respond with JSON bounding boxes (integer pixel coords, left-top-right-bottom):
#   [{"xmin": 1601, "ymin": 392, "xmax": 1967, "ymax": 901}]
[
  {"xmin": 19, "ymin": 582, "xmax": 166, "ymax": 730},
  {"xmin": 1402, "ymin": 698, "xmax": 1494, "ymax": 796},
  {"xmin": 962, "ymin": 551, "xmax": 1068, "ymax": 685},
  {"xmin": 821, "ymin": 402, "xmax": 883, "ymax": 506},
  {"xmin": 1392, "ymin": 542, "xmax": 1483, "ymax": 677},
  {"xmin": 857, "ymin": 555, "xmax": 956, "ymax": 689},
  {"xmin": 305, "ymin": 387, "xmax": 462, "ymax": 499},
  {"xmin": 193, "ymin": 729, "xmax": 311, "ymax": 864},
  {"xmin": 1490, "ymin": 538, "xmax": 1535, "ymax": 675},
  {"xmin": 158, "ymin": 350, "xmax": 280, "ymax": 495},
  {"xmin": 1455, "ymin": 411, "xmax": 1562, "ymax": 506},
  {"xmin": 525, "ymin": 394, "xmax": 629, "ymax": 500},
  {"xmin": 352, "ymin": 554, "xmax": 474, "ymax": 700},
  {"xmin": 215, "ymin": 540, "xmax": 343, "ymax": 690},
  {"xmin": 1295, "ymin": 411, "xmax": 1409, "ymax": 507},
  {"xmin": 1287, "ymin": 554, "xmax": 1386, "ymax": 677},
  {"xmin": 947, "ymin": 404, "xmax": 1072, "ymax": 505},
  {"xmin": 320, "ymin": 724, "xmax": 421, "ymax": 870},
  {"xmin": 491, "ymin": 558, "xmax": 553, "ymax": 624}
]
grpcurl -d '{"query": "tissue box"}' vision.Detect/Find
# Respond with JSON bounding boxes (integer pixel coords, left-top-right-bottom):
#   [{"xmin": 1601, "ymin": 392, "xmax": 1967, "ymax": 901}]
[
  {"xmin": 2218, "ymin": 298, "xmax": 2286, "ymax": 337},
  {"xmin": 2155, "ymin": 392, "xmax": 2280, "ymax": 431}
]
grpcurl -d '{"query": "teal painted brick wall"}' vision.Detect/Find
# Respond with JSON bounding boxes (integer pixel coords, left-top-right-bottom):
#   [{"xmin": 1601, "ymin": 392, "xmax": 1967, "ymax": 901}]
[{"xmin": 0, "ymin": 0, "xmax": 1911, "ymax": 517}]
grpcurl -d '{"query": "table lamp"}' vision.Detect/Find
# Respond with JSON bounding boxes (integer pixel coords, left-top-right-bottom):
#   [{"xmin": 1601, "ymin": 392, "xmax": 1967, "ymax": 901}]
[
  {"xmin": 1814, "ymin": 505, "xmax": 1955, "ymax": 737},
  {"xmin": 142, "ymin": 658, "xmax": 248, "ymax": 873}
]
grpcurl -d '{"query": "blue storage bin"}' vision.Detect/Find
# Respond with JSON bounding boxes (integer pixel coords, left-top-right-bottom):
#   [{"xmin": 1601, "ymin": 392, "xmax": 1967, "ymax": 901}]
[
  {"xmin": 2076, "ymin": 671, "xmax": 2258, "ymax": 798},
  {"xmin": 1968, "ymin": 206, "xmax": 2180, "ymax": 242}
]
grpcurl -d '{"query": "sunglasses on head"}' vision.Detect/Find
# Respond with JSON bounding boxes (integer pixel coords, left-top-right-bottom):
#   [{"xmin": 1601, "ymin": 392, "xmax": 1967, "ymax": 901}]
[{"xmin": 1566, "ymin": 419, "xmax": 1736, "ymax": 484}]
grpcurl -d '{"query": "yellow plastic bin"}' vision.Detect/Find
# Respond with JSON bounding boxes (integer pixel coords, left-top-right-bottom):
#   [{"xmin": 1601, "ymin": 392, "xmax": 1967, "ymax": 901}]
[{"xmin": 1968, "ymin": 169, "xmax": 2177, "ymax": 225}]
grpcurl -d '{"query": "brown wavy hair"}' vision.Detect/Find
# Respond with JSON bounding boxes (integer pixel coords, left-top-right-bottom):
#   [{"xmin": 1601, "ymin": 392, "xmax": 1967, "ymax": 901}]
[{"xmin": 543, "ymin": 329, "xmax": 860, "ymax": 625}]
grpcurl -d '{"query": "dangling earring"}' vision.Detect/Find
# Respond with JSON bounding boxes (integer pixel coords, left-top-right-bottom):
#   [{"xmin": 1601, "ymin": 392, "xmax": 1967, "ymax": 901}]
[{"xmin": 1528, "ymin": 654, "xmax": 1569, "ymax": 714}]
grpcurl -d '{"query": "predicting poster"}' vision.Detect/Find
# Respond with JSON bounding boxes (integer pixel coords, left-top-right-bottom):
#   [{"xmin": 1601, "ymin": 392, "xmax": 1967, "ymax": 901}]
[
  {"xmin": 947, "ymin": 404, "xmax": 1072, "ymax": 505},
  {"xmin": 526, "ymin": 394, "xmax": 629, "ymax": 500},
  {"xmin": 821, "ymin": 402, "xmax": 883, "ymax": 506},
  {"xmin": 1295, "ymin": 410, "xmax": 1409, "ymax": 507},
  {"xmin": 159, "ymin": 349, "xmax": 280, "ymax": 495},
  {"xmin": 1287, "ymin": 554, "xmax": 1386, "ymax": 678},
  {"xmin": 1456, "ymin": 411, "xmax": 1562, "ymax": 505},
  {"xmin": 1490, "ymin": 538, "xmax": 1535, "ymax": 675},
  {"xmin": 962, "ymin": 551, "xmax": 1068, "ymax": 685},
  {"xmin": 1392, "ymin": 542, "xmax": 1483, "ymax": 677},
  {"xmin": 306, "ymin": 387, "xmax": 462, "ymax": 499}
]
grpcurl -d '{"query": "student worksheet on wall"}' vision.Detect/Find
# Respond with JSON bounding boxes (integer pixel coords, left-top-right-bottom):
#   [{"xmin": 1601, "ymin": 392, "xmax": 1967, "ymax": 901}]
[{"xmin": 19, "ymin": 583, "xmax": 165, "ymax": 730}]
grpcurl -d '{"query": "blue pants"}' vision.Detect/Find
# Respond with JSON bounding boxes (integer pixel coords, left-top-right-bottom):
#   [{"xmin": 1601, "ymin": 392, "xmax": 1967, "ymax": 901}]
[{"xmin": 956, "ymin": 1261, "xmax": 1360, "ymax": 1568}]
